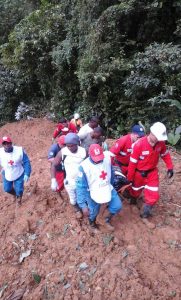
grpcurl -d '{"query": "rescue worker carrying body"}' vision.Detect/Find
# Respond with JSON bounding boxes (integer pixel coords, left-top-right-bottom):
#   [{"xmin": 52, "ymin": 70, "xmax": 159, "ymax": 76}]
[
  {"xmin": 110, "ymin": 125, "xmax": 145, "ymax": 176},
  {"xmin": 127, "ymin": 122, "xmax": 174, "ymax": 220}
]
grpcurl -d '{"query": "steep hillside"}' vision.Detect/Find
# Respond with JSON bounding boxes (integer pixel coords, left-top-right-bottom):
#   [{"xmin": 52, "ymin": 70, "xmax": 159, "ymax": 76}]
[{"xmin": 0, "ymin": 119, "xmax": 180, "ymax": 300}]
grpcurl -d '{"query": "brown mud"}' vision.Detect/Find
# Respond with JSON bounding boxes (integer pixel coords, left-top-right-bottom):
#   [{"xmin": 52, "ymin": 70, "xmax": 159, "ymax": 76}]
[{"xmin": 0, "ymin": 119, "xmax": 180, "ymax": 300}]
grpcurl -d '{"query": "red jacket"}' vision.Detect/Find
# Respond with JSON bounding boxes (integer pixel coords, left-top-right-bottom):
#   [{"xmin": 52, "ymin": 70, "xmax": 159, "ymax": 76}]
[
  {"xmin": 127, "ymin": 136, "xmax": 173, "ymax": 182},
  {"xmin": 110, "ymin": 134, "xmax": 132, "ymax": 166},
  {"xmin": 53, "ymin": 122, "xmax": 77, "ymax": 138}
]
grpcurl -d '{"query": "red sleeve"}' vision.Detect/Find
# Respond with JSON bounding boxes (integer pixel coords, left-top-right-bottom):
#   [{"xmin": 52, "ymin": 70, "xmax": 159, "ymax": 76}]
[
  {"xmin": 110, "ymin": 137, "xmax": 125, "ymax": 155},
  {"xmin": 53, "ymin": 124, "xmax": 63, "ymax": 138},
  {"xmin": 160, "ymin": 144, "xmax": 173, "ymax": 170},
  {"xmin": 69, "ymin": 122, "xmax": 77, "ymax": 133},
  {"xmin": 127, "ymin": 142, "xmax": 141, "ymax": 181}
]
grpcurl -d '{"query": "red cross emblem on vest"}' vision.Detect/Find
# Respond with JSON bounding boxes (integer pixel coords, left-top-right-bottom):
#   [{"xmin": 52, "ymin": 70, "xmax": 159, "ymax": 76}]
[
  {"xmin": 8, "ymin": 160, "xmax": 14, "ymax": 166},
  {"xmin": 99, "ymin": 170, "xmax": 107, "ymax": 180}
]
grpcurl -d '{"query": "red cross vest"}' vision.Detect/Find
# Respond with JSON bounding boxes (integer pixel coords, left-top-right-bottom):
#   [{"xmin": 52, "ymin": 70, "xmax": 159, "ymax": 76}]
[
  {"xmin": 81, "ymin": 152, "xmax": 113, "ymax": 203},
  {"xmin": 0, "ymin": 146, "xmax": 24, "ymax": 181}
]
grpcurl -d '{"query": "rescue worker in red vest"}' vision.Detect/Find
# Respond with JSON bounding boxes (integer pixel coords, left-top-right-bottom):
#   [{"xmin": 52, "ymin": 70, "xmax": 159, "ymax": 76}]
[
  {"xmin": 76, "ymin": 144, "xmax": 122, "ymax": 231},
  {"xmin": 110, "ymin": 124, "xmax": 145, "ymax": 176},
  {"xmin": 0, "ymin": 136, "xmax": 31, "ymax": 205},
  {"xmin": 52, "ymin": 117, "xmax": 77, "ymax": 143},
  {"xmin": 127, "ymin": 122, "xmax": 174, "ymax": 219}
]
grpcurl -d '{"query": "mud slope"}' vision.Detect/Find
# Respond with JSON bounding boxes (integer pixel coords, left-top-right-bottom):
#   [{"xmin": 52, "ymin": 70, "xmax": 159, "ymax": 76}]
[{"xmin": 0, "ymin": 119, "xmax": 180, "ymax": 300}]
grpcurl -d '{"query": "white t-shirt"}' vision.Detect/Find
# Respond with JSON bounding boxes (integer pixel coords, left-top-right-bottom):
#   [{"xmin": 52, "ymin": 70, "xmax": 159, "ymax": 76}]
[
  {"xmin": 62, "ymin": 146, "xmax": 86, "ymax": 186},
  {"xmin": 78, "ymin": 123, "xmax": 93, "ymax": 140}
]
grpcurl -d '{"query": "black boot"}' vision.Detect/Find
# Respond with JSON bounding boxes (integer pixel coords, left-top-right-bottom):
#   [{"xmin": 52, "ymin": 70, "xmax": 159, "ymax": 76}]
[
  {"xmin": 16, "ymin": 195, "xmax": 22, "ymax": 206},
  {"xmin": 9, "ymin": 188, "xmax": 16, "ymax": 196},
  {"xmin": 74, "ymin": 204, "xmax": 82, "ymax": 219},
  {"xmin": 129, "ymin": 197, "xmax": 137, "ymax": 205},
  {"xmin": 105, "ymin": 213, "xmax": 114, "ymax": 231},
  {"xmin": 89, "ymin": 219, "xmax": 99, "ymax": 228},
  {"xmin": 140, "ymin": 204, "xmax": 152, "ymax": 218}
]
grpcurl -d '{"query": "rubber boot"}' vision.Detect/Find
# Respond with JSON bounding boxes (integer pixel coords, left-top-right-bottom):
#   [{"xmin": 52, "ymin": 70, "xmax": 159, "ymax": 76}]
[
  {"xmin": 89, "ymin": 219, "xmax": 99, "ymax": 233},
  {"xmin": 9, "ymin": 187, "xmax": 16, "ymax": 196},
  {"xmin": 140, "ymin": 204, "xmax": 155, "ymax": 229},
  {"xmin": 140, "ymin": 204, "xmax": 152, "ymax": 218},
  {"xmin": 89, "ymin": 219, "xmax": 99, "ymax": 229},
  {"xmin": 73, "ymin": 203, "xmax": 83, "ymax": 219},
  {"xmin": 104, "ymin": 213, "xmax": 114, "ymax": 231},
  {"xmin": 16, "ymin": 195, "xmax": 22, "ymax": 206}
]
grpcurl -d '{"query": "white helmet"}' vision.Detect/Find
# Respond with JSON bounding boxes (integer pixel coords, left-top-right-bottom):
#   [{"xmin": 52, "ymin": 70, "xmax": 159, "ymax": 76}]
[
  {"xmin": 150, "ymin": 122, "xmax": 168, "ymax": 141},
  {"xmin": 74, "ymin": 113, "xmax": 80, "ymax": 120}
]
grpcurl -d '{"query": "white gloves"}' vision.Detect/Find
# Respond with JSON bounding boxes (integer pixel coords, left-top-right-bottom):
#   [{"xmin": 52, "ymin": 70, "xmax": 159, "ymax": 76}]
[
  {"xmin": 51, "ymin": 178, "xmax": 58, "ymax": 191},
  {"xmin": 24, "ymin": 174, "xmax": 29, "ymax": 182}
]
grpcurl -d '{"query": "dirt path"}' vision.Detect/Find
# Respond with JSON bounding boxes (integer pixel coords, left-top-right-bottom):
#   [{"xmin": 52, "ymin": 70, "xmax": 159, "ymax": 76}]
[{"xmin": 0, "ymin": 119, "xmax": 180, "ymax": 300}]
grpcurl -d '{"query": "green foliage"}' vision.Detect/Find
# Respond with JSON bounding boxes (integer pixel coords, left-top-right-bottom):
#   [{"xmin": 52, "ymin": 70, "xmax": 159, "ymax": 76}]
[
  {"xmin": 0, "ymin": 0, "xmax": 180, "ymax": 137},
  {"xmin": 124, "ymin": 43, "xmax": 181, "ymax": 127},
  {"xmin": 167, "ymin": 132, "xmax": 180, "ymax": 146},
  {"xmin": 0, "ymin": 0, "xmax": 40, "ymax": 45}
]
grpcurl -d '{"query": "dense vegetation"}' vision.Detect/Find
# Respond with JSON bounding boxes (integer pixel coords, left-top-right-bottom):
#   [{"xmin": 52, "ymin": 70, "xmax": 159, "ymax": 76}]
[{"xmin": 0, "ymin": 0, "xmax": 180, "ymax": 136}]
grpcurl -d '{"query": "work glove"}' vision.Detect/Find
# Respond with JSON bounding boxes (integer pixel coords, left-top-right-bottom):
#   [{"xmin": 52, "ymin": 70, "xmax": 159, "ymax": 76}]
[
  {"xmin": 51, "ymin": 178, "xmax": 58, "ymax": 191},
  {"xmin": 24, "ymin": 174, "xmax": 29, "ymax": 182},
  {"xmin": 167, "ymin": 169, "xmax": 174, "ymax": 178}
]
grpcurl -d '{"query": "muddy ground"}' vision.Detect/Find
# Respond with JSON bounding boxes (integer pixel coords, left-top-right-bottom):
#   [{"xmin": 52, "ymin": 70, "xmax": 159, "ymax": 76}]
[{"xmin": 0, "ymin": 119, "xmax": 180, "ymax": 300}]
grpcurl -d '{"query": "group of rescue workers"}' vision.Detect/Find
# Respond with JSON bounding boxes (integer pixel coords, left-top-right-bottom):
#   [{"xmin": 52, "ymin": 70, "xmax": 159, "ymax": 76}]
[{"xmin": 0, "ymin": 112, "xmax": 174, "ymax": 231}]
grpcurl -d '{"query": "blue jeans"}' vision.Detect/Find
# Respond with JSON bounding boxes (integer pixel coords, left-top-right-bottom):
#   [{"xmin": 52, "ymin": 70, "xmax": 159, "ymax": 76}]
[
  {"xmin": 87, "ymin": 189, "xmax": 122, "ymax": 221},
  {"xmin": 2, "ymin": 172, "xmax": 24, "ymax": 197}
]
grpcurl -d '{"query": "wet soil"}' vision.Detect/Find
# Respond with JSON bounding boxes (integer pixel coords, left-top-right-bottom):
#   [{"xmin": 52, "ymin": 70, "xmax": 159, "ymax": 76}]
[{"xmin": 0, "ymin": 119, "xmax": 180, "ymax": 300}]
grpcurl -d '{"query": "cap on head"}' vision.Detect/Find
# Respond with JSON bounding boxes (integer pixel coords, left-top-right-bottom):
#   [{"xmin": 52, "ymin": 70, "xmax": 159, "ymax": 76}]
[
  {"xmin": 1, "ymin": 136, "xmax": 12, "ymax": 144},
  {"xmin": 57, "ymin": 135, "xmax": 65, "ymax": 146},
  {"xmin": 89, "ymin": 144, "xmax": 104, "ymax": 162},
  {"xmin": 74, "ymin": 113, "xmax": 80, "ymax": 120},
  {"xmin": 131, "ymin": 125, "xmax": 145, "ymax": 137},
  {"xmin": 150, "ymin": 122, "xmax": 168, "ymax": 141},
  {"xmin": 65, "ymin": 133, "xmax": 80, "ymax": 145}
]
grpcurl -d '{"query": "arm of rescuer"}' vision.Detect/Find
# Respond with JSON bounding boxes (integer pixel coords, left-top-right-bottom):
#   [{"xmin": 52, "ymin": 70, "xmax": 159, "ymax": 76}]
[
  {"xmin": 53, "ymin": 124, "xmax": 64, "ymax": 139},
  {"xmin": 69, "ymin": 122, "xmax": 78, "ymax": 133},
  {"xmin": 110, "ymin": 137, "xmax": 124, "ymax": 156},
  {"xmin": 50, "ymin": 150, "xmax": 62, "ymax": 191},
  {"xmin": 127, "ymin": 143, "xmax": 140, "ymax": 183},
  {"xmin": 76, "ymin": 165, "xmax": 90, "ymax": 217},
  {"xmin": 22, "ymin": 150, "xmax": 32, "ymax": 181},
  {"xmin": 160, "ymin": 143, "xmax": 174, "ymax": 178}
]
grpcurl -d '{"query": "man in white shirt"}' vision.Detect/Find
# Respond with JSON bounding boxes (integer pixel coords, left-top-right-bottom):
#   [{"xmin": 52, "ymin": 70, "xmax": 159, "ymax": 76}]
[
  {"xmin": 51, "ymin": 133, "xmax": 86, "ymax": 215},
  {"xmin": 78, "ymin": 116, "xmax": 99, "ymax": 143}
]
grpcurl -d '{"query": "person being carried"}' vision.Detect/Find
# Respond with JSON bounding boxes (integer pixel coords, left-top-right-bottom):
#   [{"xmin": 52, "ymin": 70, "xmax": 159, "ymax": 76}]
[
  {"xmin": 52, "ymin": 117, "xmax": 77, "ymax": 143},
  {"xmin": 110, "ymin": 124, "xmax": 145, "ymax": 176},
  {"xmin": 127, "ymin": 122, "xmax": 174, "ymax": 223},
  {"xmin": 51, "ymin": 133, "xmax": 86, "ymax": 216},
  {"xmin": 48, "ymin": 135, "xmax": 65, "ymax": 197},
  {"xmin": 76, "ymin": 144, "xmax": 122, "ymax": 231},
  {"xmin": 70, "ymin": 113, "xmax": 83, "ymax": 131},
  {"xmin": 0, "ymin": 136, "xmax": 31, "ymax": 205},
  {"xmin": 78, "ymin": 116, "xmax": 99, "ymax": 144}
]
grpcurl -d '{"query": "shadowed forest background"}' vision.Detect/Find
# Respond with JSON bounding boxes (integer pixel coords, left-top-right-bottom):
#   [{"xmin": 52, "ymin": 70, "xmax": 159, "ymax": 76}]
[{"xmin": 0, "ymin": 0, "xmax": 181, "ymax": 138}]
